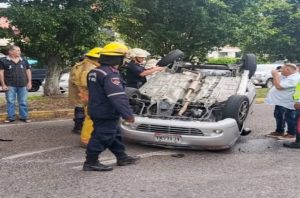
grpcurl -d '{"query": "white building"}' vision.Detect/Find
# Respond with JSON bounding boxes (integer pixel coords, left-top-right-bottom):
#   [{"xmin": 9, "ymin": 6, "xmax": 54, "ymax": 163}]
[{"xmin": 208, "ymin": 45, "xmax": 241, "ymax": 58}]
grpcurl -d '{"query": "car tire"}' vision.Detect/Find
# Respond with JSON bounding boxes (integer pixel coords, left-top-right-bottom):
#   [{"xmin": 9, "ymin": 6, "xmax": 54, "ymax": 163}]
[
  {"xmin": 222, "ymin": 95, "xmax": 250, "ymax": 130},
  {"xmin": 264, "ymin": 78, "xmax": 273, "ymax": 88},
  {"xmin": 157, "ymin": 49, "xmax": 184, "ymax": 67},
  {"xmin": 242, "ymin": 54, "xmax": 257, "ymax": 79},
  {"xmin": 29, "ymin": 81, "xmax": 40, "ymax": 92},
  {"xmin": 125, "ymin": 87, "xmax": 140, "ymax": 99}
]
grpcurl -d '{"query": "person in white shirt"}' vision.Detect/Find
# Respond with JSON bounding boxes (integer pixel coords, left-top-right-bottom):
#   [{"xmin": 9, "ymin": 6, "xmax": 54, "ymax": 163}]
[{"xmin": 265, "ymin": 63, "xmax": 300, "ymax": 140}]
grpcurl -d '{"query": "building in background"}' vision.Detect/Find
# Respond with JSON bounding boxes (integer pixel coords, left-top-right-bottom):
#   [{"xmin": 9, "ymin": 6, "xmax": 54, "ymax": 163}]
[{"xmin": 208, "ymin": 45, "xmax": 241, "ymax": 58}]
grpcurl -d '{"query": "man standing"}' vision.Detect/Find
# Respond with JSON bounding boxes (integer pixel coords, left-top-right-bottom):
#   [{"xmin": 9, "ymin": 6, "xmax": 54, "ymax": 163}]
[
  {"xmin": 265, "ymin": 63, "xmax": 300, "ymax": 140},
  {"xmin": 0, "ymin": 45, "xmax": 32, "ymax": 123},
  {"xmin": 83, "ymin": 42, "xmax": 140, "ymax": 172},
  {"xmin": 68, "ymin": 47, "xmax": 102, "ymax": 147}
]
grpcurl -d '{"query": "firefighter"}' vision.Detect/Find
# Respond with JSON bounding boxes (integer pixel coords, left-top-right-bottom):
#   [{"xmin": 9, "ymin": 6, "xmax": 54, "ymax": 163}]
[
  {"xmin": 68, "ymin": 47, "xmax": 102, "ymax": 147},
  {"xmin": 83, "ymin": 42, "xmax": 140, "ymax": 171},
  {"xmin": 126, "ymin": 48, "xmax": 164, "ymax": 88}
]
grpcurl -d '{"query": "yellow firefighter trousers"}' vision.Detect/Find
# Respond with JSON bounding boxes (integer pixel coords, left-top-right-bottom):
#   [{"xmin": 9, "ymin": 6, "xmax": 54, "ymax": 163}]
[{"xmin": 80, "ymin": 106, "xmax": 93, "ymax": 146}]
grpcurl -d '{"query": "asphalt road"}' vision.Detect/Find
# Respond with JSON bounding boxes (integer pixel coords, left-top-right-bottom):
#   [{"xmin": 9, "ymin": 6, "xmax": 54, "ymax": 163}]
[{"xmin": 1, "ymin": 104, "xmax": 300, "ymax": 198}]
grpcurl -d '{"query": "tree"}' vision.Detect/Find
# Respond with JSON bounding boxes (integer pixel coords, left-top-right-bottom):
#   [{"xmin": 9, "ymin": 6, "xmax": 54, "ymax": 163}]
[
  {"xmin": 0, "ymin": 0, "xmax": 124, "ymax": 95},
  {"xmin": 116, "ymin": 0, "xmax": 247, "ymax": 61},
  {"xmin": 237, "ymin": 0, "xmax": 300, "ymax": 62}
]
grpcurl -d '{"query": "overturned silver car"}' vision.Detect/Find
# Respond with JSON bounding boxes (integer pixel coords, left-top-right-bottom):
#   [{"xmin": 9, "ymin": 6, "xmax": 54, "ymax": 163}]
[{"xmin": 121, "ymin": 50, "xmax": 257, "ymax": 150}]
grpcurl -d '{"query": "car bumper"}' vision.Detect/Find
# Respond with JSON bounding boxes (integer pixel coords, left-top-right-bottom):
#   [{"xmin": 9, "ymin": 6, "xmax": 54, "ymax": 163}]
[{"xmin": 120, "ymin": 117, "xmax": 241, "ymax": 150}]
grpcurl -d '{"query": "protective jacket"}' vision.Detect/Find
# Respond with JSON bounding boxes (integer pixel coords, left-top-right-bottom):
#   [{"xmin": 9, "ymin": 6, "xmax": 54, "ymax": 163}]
[
  {"xmin": 87, "ymin": 65, "xmax": 133, "ymax": 120},
  {"xmin": 69, "ymin": 58, "xmax": 100, "ymax": 105}
]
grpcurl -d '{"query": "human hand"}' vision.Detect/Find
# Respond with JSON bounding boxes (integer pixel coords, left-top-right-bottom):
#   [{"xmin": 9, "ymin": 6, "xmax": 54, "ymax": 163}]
[
  {"xmin": 2, "ymin": 85, "xmax": 8, "ymax": 91},
  {"xmin": 26, "ymin": 82, "xmax": 32, "ymax": 90},
  {"xmin": 271, "ymin": 69, "xmax": 280, "ymax": 76},
  {"xmin": 295, "ymin": 102, "xmax": 300, "ymax": 109}
]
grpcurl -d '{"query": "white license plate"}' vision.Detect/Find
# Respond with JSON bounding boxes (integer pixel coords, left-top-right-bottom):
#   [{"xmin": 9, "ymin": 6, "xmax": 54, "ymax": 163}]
[{"xmin": 154, "ymin": 133, "xmax": 182, "ymax": 144}]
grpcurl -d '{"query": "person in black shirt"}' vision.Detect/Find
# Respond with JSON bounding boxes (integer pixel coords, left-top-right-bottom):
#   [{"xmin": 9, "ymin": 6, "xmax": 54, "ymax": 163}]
[
  {"xmin": 126, "ymin": 48, "xmax": 165, "ymax": 88},
  {"xmin": 0, "ymin": 45, "xmax": 32, "ymax": 123}
]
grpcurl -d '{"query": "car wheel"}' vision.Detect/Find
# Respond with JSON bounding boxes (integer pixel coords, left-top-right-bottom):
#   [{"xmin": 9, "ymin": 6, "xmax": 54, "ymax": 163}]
[
  {"xmin": 242, "ymin": 54, "xmax": 257, "ymax": 79},
  {"xmin": 157, "ymin": 49, "xmax": 184, "ymax": 67},
  {"xmin": 222, "ymin": 95, "xmax": 250, "ymax": 130},
  {"xmin": 29, "ymin": 81, "xmax": 40, "ymax": 92},
  {"xmin": 265, "ymin": 79, "xmax": 273, "ymax": 88}
]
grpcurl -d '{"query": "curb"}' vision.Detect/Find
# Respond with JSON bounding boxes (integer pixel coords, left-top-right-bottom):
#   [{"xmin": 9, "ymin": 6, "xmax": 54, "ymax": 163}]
[
  {"xmin": 0, "ymin": 98, "xmax": 266, "ymax": 121},
  {"xmin": 0, "ymin": 109, "xmax": 73, "ymax": 121}
]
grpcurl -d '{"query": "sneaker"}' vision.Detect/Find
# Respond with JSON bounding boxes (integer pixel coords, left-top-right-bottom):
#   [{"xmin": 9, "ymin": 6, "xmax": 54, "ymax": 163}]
[
  {"xmin": 82, "ymin": 161, "xmax": 113, "ymax": 172},
  {"xmin": 19, "ymin": 119, "xmax": 32, "ymax": 123},
  {"xmin": 283, "ymin": 142, "xmax": 300, "ymax": 149},
  {"xmin": 277, "ymin": 134, "xmax": 296, "ymax": 141},
  {"xmin": 265, "ymin": 132, "xmax": 284, "ymax": 138},
  {"xmin": 117, "ymin": 155, "xmax": 141, "ymax": 166},
  {"xmin": 4, "ymin": 119, "xmax": 15, "ymax": 123}
]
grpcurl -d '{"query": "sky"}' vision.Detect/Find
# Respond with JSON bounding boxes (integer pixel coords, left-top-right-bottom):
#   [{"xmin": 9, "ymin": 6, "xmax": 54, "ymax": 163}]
[{"xmin": 0, "ymin": 3, "xmax": 9, "ymax": 8}]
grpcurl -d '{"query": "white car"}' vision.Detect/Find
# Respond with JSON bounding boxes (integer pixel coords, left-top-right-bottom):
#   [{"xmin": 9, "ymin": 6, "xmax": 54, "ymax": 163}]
[
  {"xmin": 59, "ymin": 72, "xmax": 69, "ymax": 93},
  {"xmin": 121, "ymin": 50, "xmax": 257, "ymax": 150},
  {"xmin": 251, "ymin": 64, "xmax": 281, "ymax": 88}
]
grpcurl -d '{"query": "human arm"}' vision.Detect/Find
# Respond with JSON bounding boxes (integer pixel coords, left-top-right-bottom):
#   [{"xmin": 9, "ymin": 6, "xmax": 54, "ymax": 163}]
[
  {"xmin": 0, "ymin": 69, "xmax": 8, "ymax": 91},
  {"xmin": 26, "ymin": 69, "xmax": 32, "ymax": 90},
  {"xmin": 271, "ymin": 69, "xmax": 282, "ymax": 90},
  {"xmin": 139, "ymin": 66, "xmax": 165, "ymax": 77},
  {"xmin": 103, "ymin": 74, "xmax": 135, "ymax": 122}
]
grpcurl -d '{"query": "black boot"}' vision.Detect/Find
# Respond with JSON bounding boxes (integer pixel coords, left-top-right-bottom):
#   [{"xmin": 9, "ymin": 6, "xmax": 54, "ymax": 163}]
[
  {"xmin": 72, "ymin": 106, "xmax": 85, "ymax": 134},
  {"xmin": 117, "ymin": 155, "xmax": 141, "ymax": 166},
  {"xmin": 283, "ymin": 132, "xmax": 300, "ymax": 149},
  {"xmin": 83, "ymin": 155, "xmax": 113, "ymax": 171},
  {"xmin": 83, "ymin": 161, "xmax": 113, "ymax": 171}
]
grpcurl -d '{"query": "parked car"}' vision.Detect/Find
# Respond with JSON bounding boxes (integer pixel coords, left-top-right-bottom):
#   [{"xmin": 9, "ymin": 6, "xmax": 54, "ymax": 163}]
[
  {"xmin": 251, "ymin": 64, "xmax": 281, "ymax": 88},
  {"xmin": 121, "ymin": 50, "xmax": 257, "ymax": 150},
  {"xmin": 59, "ymin": 72, "xmax": 69, "ymax": 93}
]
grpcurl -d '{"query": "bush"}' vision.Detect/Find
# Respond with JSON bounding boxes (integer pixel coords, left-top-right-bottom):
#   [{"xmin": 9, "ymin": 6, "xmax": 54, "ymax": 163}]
[{"xmin": 207, "ymin": 57, "xmax": 238, "ymax": 64}]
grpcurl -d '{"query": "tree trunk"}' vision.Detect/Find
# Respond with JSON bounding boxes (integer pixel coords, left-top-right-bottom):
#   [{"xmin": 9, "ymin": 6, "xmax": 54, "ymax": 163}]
[{"xmin": 43, "ymin": 55, "xmax": 63, "ymax": 96}]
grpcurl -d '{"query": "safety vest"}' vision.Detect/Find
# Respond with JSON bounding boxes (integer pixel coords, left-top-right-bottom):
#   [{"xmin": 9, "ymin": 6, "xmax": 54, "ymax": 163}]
[{"xmin": 293, "ymin": 82, "xmax": 300, "ymax": 100}]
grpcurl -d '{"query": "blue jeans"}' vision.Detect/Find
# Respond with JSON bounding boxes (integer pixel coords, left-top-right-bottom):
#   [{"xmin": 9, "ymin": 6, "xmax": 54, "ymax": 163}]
[
  {"xmin": 274, "ymin": 105, "xmax": 296, "ymax": 135},
  {"xmin": 5, "ymin": 86, "xmax": 28, "ymax": 120}
]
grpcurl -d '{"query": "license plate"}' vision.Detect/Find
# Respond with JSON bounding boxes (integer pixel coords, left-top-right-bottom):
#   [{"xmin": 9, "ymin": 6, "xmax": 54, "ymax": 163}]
[{"xmin": 154, "ymin": 133, "xmax": 182, "ymax": 144}]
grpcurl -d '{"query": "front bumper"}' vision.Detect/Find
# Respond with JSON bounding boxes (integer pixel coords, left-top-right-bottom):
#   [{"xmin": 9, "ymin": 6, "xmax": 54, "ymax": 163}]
[{"xmin": 120, "ymin": 117, "xmax": 241, "ymax": 150}]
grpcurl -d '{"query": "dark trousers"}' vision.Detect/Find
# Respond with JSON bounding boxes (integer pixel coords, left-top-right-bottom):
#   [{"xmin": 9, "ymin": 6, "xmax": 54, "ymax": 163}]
[
  {"xmin": 296, "ymin": 110, "xmax": 300, "ymax": 137},
  {"xmin": 86, "ymin": 119, "xmax": 126, "ymax": 162},
  {"xmin": 274, "ymin": 105, "xmax": 296, "ymax": 135}
]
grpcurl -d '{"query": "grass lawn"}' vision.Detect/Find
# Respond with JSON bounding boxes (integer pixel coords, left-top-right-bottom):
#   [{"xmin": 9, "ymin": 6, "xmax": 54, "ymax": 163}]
[{"xmin": 256, "ymin": 88, "xmax": 269, "ymax": 98}]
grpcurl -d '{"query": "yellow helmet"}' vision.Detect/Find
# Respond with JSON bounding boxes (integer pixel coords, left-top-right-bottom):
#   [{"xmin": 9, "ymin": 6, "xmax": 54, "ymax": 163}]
[
  {"xmin": 101, "ymin": 42, "xmax": 128, "ymax": 56},
  {"xmin": 85, "ymin": 47, "xmax": 103, "ymax": 58}
]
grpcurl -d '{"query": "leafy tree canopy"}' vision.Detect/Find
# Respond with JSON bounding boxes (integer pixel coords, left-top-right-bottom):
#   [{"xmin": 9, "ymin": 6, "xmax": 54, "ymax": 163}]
[{"xmin": 0, "ymin": 0, "xmax": 125, "ymax": 95}]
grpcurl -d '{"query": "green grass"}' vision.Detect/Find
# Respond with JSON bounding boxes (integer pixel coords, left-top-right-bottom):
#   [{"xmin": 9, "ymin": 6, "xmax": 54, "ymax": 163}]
[
  {"xmin": 256, "ymin": 88, "xmax": 269, "ymax": 98},
  {"xmin": 27, "ymin": 95, "xmax": 44, "ymax": 101}
]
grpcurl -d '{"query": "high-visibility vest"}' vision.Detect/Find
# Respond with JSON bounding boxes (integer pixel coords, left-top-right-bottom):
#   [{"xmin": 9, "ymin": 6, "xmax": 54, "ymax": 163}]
[{"xmin": 293, "ymin": 82, "xmax": 300, "ymax": 100}]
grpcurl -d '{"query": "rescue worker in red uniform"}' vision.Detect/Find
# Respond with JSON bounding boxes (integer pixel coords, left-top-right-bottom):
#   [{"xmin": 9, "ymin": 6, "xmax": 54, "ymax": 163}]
[{"xmin": 83, "ymin": 42, "xmax": 140, "ymax": 171}]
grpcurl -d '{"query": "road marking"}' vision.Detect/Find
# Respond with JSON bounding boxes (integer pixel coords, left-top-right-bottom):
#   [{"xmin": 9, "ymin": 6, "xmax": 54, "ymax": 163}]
[
  {"xmin": 71, "ymin": 150, "xmax": 179, "ymax": 170},
  {"xmin": 2, "ymin": 146, "xmax": 71, "ymax": 160},
  {"xmin": 0, "ymin": 119, "xmax": 72, "ymax": 128}
]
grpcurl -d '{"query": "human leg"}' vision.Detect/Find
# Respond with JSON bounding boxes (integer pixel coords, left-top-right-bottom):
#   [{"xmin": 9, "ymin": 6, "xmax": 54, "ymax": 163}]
[
  {"xmin": 5, "ymin": 86, "xmax": 17, "ymax": 121},
  {"xmin": 284, "ymin": 109, "xmax": 300, "ymax": 148},
  {"xmin": 83, "ymin": 119, "xmax": 115, "ymax": 171},
  {"xmin": 274, "ymin": 105, "xmax": 286, "ymax": 134},
  {"xmin": 17, "ymin": 87, "xmax": 29, "ymax": 120}
]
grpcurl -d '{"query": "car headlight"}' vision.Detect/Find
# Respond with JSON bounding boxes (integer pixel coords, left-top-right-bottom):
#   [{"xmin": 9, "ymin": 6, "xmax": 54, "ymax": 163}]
[{"xmin": 213, "ymin": 129, "xmax": 223, "ymax": 134}]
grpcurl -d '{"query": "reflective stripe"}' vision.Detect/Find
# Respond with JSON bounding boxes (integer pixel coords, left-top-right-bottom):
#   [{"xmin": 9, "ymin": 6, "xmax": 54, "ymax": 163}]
[
  {"xmin": 93, "ymin": 68, "xmax": 107, "ymax": 76},
  {"xmin": 294, "ymin": 83, "xmax": 300, "ymax": 100},
  {"xmin": 107, "ymin": 92, "xmax": 126, "ymax": 97}
]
